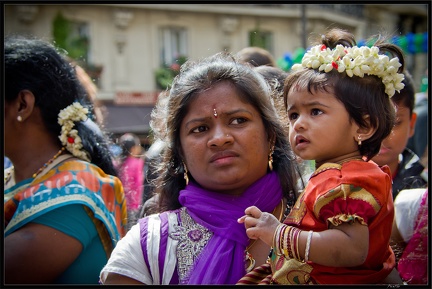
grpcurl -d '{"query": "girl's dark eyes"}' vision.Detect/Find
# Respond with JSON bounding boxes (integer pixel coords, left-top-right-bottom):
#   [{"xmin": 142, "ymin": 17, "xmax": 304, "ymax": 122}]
[
  {"xmin": 288, "ymin": 112, "xmax": 299, "ymax": 121},
  {"xmin": 288, "ymin": 109, "xmax": 322, "ymax": 121},
  {"xmin": 311, "ymin": 108, "xmax": 322, "ymax": 115}
]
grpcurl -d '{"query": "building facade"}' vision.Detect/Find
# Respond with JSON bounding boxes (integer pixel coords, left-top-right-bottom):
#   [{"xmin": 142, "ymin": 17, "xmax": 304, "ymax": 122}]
[{"xmin": 4, "ymin": 3, "xmax": 428, "ymax": 140}]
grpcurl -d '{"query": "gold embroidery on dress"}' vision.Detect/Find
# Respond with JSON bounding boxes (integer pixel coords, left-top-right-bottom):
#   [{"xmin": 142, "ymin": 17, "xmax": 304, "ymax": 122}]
[
  {"xmin": 169, "ymin": 207, "xmax": 213, "ymax": 283},
  {"xmin": 270, "ymin": 254, "xmax": 314, "ymax": 284},
  {"xmin": 314, "ymin": 185, "xmax": 382, "ymax": 220},
  {"xmin": 284, "ymin": 190, "xmax": 307, "ymax": 226}
]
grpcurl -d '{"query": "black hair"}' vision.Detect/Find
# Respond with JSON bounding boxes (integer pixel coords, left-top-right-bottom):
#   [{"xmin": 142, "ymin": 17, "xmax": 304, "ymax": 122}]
[
  {"xmin": 284, "ymin": 28, "xmax": 405, "ymax": 160},
  {"xmin": 392, "ymin": 70, "xmax": 415, "ymax": 115},
  {"xmin": 149, "ymin": 52, "xmax": 301, "ymax": 213},
  {"xmin": 5, "ymin": 35, "xmax": 117, "ymax": 175}
]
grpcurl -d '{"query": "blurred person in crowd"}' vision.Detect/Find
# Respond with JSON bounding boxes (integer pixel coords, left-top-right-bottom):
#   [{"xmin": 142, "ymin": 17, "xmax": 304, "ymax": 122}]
[
  {"xmin": 99, "ymin": 51, "xmax": 302, "ymax": 284},
  {"xmin": 372, "ymin": 70, "xmax": 427, "ymax": 199},
  {"xmin": 237, "ymin": 46, "xmax": 276, "ymax": 67},
  {"xmin": 407, "ymin": 69, "xmax": 428, "ymax": 172},
  {"xmin": 67, "ymin": 57, "xmax": 106, "ymax": 126},
  {"xmin": 391, "ymin": 188, "xmax": 428, "ymax": 284},
  {"xmin": 117, "ymin": 133, "xmax": 145, "ymax": 230},
  {"xmin": 4, "ymin": 35, "xmax": 127, "ymax": 284},
  {"xmin": 4, "ymin": 156, "xmax": 12, "ymax": 169},
  {"xmin": 139, "ymin": 138, "xmax": 166, "ymax": 217}
]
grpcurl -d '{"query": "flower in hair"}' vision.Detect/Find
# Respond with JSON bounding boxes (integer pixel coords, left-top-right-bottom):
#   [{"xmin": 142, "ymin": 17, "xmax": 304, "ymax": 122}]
[
  {"xmin": 292, "ymin": 44, "xmax": 405, "ymax": 97},
  {"xmin": 58, "ymin": 102, "xmax": 91, "ymax": 161}
]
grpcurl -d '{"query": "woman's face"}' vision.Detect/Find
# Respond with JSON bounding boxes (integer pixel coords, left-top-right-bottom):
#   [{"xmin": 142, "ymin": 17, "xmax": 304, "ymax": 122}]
[{"xmin": 179, "ymin": 80, "xmax": 270, "ymax": 195}]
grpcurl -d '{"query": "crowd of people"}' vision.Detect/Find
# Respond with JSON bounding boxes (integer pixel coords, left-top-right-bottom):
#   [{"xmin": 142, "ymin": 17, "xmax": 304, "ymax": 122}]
[{"xmin": 4, "ymin": 26, "xmax": 428, "ymax": 285}]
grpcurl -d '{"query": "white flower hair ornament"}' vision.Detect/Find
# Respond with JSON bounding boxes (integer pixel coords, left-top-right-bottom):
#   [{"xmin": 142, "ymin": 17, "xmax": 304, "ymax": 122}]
[
  {"xmin": 291, "ymin": 44, "xmax": 405, "ymax": 97},
  {"xmin": 58, "ymin": 102, "xmax": 91, "ymax": 161}
]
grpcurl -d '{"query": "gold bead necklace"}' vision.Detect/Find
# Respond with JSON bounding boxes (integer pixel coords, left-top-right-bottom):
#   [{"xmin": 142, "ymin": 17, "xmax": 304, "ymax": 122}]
[
  {"xmin": 31, "ymin": 147, "xmax": 66, "ymax": 178},
  {"xmin": 4, "ymin": 147, "xmax": 66, "ymax": 184}
]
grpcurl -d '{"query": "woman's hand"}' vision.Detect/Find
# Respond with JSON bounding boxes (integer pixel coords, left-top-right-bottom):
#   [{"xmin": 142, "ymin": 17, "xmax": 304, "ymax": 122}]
[{"xmin": 238, "ymin": 205, "xmax": 281, "ymax": 246}]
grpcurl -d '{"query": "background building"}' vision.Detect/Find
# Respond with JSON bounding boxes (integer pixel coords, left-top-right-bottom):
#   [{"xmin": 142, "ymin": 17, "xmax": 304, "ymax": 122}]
[{"xmin": 4, "ymin": 3, "xmax": 429, "ymax": 143}]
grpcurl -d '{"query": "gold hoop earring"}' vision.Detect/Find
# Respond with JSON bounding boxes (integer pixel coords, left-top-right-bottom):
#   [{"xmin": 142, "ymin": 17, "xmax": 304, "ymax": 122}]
[
  {"xmin": 268, "ymin": 145, "xmax": 275, "ymax": 171},
  {"xmin": 357, "ymin": 135, "xmax": 362, "ymax": 146},
  {"xmin": 183, "ymin": 161, "xmax": 189, "ymax": 185}
]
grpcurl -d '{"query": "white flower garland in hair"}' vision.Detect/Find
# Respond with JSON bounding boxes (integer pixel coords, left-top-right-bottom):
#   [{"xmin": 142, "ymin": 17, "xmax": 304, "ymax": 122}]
[
  {"xmin": 291, "ymin": 44, "xmax": 405, "ymax": 97},
  {"xmin": 58, "ymin": 102, "xmax": 91, "ymax": 161}
]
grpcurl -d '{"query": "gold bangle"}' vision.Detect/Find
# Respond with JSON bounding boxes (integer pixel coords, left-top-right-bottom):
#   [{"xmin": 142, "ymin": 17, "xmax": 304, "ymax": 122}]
[
  {"xmin": 273, "ymin": 223, "xmax": 284, "ymax": 252},
  {"xmin": 304, "ymin": 230, "xmax": 313, "ymax": 262}
]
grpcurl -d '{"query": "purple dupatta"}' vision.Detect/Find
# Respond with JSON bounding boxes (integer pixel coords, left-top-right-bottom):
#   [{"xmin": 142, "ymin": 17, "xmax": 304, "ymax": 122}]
[{"xmin": 178, "ymin": 171, "xmax": 282, "ymax": 284}]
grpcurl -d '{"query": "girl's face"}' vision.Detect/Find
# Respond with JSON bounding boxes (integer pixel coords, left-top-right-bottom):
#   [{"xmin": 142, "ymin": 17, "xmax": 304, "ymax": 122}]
[
  {"xmin": 180, "ymin": 81, "xmax": 270, "ymax": 195},
  {"xmin": 287, "ymin": 87, "xmax": 361, "ymax": 167}
]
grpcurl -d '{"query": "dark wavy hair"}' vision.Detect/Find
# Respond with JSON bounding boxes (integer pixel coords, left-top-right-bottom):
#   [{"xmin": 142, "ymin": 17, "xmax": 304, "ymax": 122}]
[
  {"xmin": 284, "ymin": 28, "xmax": 405, "ymax": 160},
  {"xmin": 5, "ymin": 35, "xmax": 117, "ymax": 175},
  {"xmin": 149, "ymin": 52, "xmax": 301, "ymax": 213}
]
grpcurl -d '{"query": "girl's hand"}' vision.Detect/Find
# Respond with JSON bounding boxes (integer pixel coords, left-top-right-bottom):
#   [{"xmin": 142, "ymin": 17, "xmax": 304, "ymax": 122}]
[{"xmin": 238, "ymin": 206, "xmax": 281, "ymax": 246}]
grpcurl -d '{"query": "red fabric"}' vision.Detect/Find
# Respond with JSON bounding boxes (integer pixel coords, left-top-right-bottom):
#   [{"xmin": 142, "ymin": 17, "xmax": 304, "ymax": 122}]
[{"xmin": 282, "ymin": 160, "xmax": 395, "ymax": 284}]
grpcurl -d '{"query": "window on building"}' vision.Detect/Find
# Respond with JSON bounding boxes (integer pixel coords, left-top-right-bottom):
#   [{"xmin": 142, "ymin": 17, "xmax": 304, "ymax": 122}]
[
  {"xmin": 249, "ymin": 30, "xmax": 274, "ymax": 55},
  {"xmin": 159, "ymin": 26, "xmax": 188, "ymax": 66},
  {"xmin": 53, "ymin": 12, "xmax": 90, "ymax": 62},
  {"xmin": 68, "ymin": 21, "xmax": 90, "ymax": 62}
]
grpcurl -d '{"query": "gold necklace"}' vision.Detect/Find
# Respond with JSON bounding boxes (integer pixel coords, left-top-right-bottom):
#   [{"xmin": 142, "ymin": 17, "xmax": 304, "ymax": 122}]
[
  {"xmin": 4, "ymin": 147, "xmax": 66, "ymax": 184},
  {"xmin": 245, "ymin": 199, "xmax": 285, "ymax": 272},
  {"xmin": 32, "ymin": 147, "xmax": 66, "ymax": 178}
]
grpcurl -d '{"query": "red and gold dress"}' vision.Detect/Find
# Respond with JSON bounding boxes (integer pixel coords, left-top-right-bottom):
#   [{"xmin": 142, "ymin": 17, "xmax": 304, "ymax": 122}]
[{"xmin": 239, "ymin": 160, "xmax": 395, "ymax": 285}]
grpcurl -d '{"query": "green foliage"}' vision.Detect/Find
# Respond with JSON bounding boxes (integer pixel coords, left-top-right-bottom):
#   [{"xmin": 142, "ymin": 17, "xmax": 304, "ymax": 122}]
[
  {"xmin": 53, "ymin": 11, "xmax": 69, "ymax": 49},
  {"xmin": 249, "ymin": 30, "xmax": 265, "ymax": 48},
  {"xmin": 52, "ymin": 11, "xmax": 89, "ymax": 61},
  {"xmin": 155, "ymin": 68, "xmax": 176, "ymax": 90},
  {"xmin": 155, "ymin": 55, "xmax": 187, "ymax": 90}
]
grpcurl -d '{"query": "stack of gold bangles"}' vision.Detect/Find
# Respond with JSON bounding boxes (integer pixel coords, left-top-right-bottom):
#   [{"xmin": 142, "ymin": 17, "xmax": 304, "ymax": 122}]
[{"xmin": 273, "ymin": 224, "xmax": 314, "ymax": 263}]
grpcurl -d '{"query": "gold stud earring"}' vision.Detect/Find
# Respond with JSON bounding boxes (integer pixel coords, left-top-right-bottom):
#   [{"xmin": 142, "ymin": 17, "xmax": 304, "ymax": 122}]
[
  {"xmin": 268, "ymin": 145, "xmax": 275, "ymax": 171},
  {"xmin": 183, "ymin": 161, "xmax": 189, "ymax": 185},
  {"xmin": 17, "ymin": 115, "xmax": 23, "ymax": 122}
]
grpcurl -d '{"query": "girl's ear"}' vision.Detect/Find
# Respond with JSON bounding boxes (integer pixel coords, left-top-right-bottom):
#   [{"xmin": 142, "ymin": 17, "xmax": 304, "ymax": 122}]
[{"xmin": 354, "ymin": 114, "xmax": 377, "ymax": 142}]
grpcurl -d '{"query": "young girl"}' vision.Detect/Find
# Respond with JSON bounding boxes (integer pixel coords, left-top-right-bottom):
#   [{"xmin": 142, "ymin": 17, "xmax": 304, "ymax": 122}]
[{"xmin": 238, "ymin": 28, "xmax": 405, "ymax": 284}]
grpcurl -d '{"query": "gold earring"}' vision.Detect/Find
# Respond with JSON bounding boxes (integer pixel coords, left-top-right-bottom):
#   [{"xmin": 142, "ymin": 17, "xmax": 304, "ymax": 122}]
[
  {"xmin": 268, "ymin": 145, "xmax": 274, "ymax": 171},
  {"xmin": 183, "ymin": 161, "xmax": 189, "ymax": 185},
  {"xmin": 17, "ymin": 115, "xmax": 23, "ymax": 122},
  {"xmin": 358, "ymin": 135, "xmax": 362, "ymax": 146}
]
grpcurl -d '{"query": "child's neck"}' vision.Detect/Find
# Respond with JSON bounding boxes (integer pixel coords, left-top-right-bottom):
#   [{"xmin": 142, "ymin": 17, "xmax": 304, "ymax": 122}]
[{"xmin": 315, "ymin": 154, "xmax": 364, "ymax": 168}]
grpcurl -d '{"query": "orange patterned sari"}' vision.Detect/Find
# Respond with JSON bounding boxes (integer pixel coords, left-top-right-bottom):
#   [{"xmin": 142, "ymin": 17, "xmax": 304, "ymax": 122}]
[{"xmin": 4, "ymin": 157, "xmax": 127, "ymax": 256}]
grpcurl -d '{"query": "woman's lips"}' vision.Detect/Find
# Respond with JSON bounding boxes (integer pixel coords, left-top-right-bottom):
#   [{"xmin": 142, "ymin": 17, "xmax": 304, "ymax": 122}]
[{"xmin": 209, "ymin": 151, "xmax": 239, "ymax": 164}]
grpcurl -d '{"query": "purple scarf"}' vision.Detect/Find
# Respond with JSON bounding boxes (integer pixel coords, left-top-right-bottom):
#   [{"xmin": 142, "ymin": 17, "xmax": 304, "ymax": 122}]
[{"xmin": 178, "ymin": 171, "xmax": 282, "ymax": 284}]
